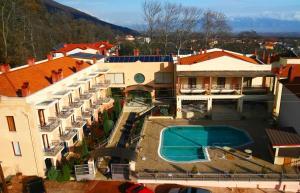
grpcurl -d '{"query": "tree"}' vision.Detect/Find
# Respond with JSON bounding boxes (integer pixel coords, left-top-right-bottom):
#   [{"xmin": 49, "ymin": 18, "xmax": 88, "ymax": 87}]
[
  {"xmin": 47, "ymin": 167, "xmax": 59, "ymax": 181},
  {"xmin": 158, "ymin": 2, "xmax": 181, "ymax": 54},
  {"xmin": 0, "ymin": 0, "xmax": 14, "ymax": 61},
  {"xmin": 103, "ymin": 110, "xmax": 114, "ymax": 136},
  {"xmin": 80, "ymin": 137, "xmax": 89, "ymax": 159},
  {"xmin": 142, "ymin": 0, "xmax": 161, "ymax": 54},
  {"xmin": 201, "ymin": 10, "xmax": 231, "ymax": 48},
  {"xmin": 113, "ymin": 97, "xmax": 122, "ymax": 121},
  {"xmin": 175, "ymin": 6, "xmax": 202, "ymax": 55}
]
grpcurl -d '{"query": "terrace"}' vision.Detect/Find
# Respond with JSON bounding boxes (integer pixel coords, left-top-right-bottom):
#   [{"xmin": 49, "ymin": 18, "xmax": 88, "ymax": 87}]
[
  {"xmin": 40, "ymin": 117, "xmax": 61, "ymax": 132},
  {"xmin": 60, "ymin": 128, "xmax": 78, "ymax": 141},
  {"xmin": 44, "ymin": 141, "xmax": 64, "ymax": 157},
  {"xmin": 134, "ymin": 119, "xmax": 300, "ymax": 179},
  {"xmin": 57, "ymin": 107, "xmax": 74, "ymax": 119},
  {"xmin": 70, "ymin": 99, "xmax": 84, "ymax": 108},
  {"xmin": 80, "ymin": 92, "xmax": 93, "ymax": 100}
]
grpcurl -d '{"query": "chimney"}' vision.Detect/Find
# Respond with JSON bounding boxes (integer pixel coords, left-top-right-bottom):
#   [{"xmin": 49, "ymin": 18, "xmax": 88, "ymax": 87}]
[
  {"xmin": 21, "ymin": 82, "xmax": 30, "ymax": 97},
  {"xmin": 199, "ymin": 49, "xmax": 203, "ymax": 55},
  {"xmin": 254, "ymin": 49, "xmax": 258, "ymax": 56},
  {"xmin": 262, "ymin": 50, "xmax": 266, "ymax": 63},
  {"xmin": 133, "ymin": 49, "xmax": 140, "ymax": 56},
  {"xmin": 47, "ymin": 53, "xmax": 53, "ymax": 61},
  {"xmin": 155, "ymin": 48, "xmax": 160, "ymax": 55},
  {"xmin": 51, "ymin": 70, "xmax": 58, "ymax": 83},
  {"xmin": 63, "ymin": 52, "xmax": 67, "ymax": 57},
  {"xmin": 27, "ymin": 58, "xmax": 35, "ymax": 66},
  {"xmin": 57, "ymin": 69, "xmax": 63, "ymax": 80},
  {"xmin": 92, "ymin": 57, "xmax": 97, "ymax": 64},
  {"xmin": 76, "ymin": 61, "xmax": 84, "ymax": 71},
  {"xmin": 0, "ymin": 64, "xmax": 10, "ymax": 73},
  {"xmin": 204, "ymin": 49, "xmax": 207, "ymax": 54},
  {"xmin": 115, "ymin": 49, "xmax": 119, "ymax": 56}
]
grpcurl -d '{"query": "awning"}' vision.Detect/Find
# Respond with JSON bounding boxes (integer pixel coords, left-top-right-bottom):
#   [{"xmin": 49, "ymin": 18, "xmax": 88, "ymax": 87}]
[
  {"xmin": 125, "ymin": 85, "xmax": 153, "ymax": 93},
  {"xmin": 266, "ymin": 127, "xmax": 300, "ymax": 147},
  {"xmin": 177, "ymin": 71, "xmax": 274, "ymax": 77}
]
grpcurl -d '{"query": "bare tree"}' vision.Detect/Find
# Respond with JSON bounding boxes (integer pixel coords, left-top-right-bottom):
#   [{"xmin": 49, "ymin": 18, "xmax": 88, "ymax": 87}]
[
  {"xmin": 158, "ymin": 2, "xmax": 181, "ymax": 54},
  {"xmin": 0, "ymin": 0, "xmax": 14, "ymax": 61},
  {"xmin": 143, "ymin": 0, "xmax": 161, "ymax": 54},
  {"xmin": 175, "ymin": 6, "xmax": 202, "ymax": 55},
  {"xmin": 201, "ymin": 10, "xmax": 231, "ymax": 48}
]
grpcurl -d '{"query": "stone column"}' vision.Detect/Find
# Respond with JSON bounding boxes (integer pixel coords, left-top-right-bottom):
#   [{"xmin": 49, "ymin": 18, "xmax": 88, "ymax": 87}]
[{"xmin": 237, "ymin": 98, "xmax": 243, "ymax": 113}]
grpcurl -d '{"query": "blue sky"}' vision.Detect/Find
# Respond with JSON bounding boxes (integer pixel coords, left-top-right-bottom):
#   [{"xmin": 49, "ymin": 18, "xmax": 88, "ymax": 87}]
[{"xmin": 56, "ymin": 0, "xmax": 300, "ymax": 27}]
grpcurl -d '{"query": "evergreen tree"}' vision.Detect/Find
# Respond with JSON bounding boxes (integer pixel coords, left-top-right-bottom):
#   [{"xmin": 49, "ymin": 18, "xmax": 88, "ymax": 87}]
[{"xmin": 81, "ymin": 137, "xmax": 89, "ymax": 159}]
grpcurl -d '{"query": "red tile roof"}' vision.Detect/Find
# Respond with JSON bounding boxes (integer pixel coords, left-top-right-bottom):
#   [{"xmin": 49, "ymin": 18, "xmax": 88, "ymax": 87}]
[
  {"xmin": 0, "ymin": 57, "xmax": 91, "ymax": 97},
  {"xmin": 54, "ymin": 41, "xmax": 114, "ymax": 54},
  {"xmin": 178, "ymin": 51, "xmax": 259, "ymax": 65}
]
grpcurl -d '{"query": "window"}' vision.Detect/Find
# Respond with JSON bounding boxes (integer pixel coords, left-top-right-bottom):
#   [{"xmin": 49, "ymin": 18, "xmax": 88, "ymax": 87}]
[
  {"xmin": 217, "ymin": 77, "xmax": 226, "ymax": 87},
  {"xmin": 155, "ymin": 72, "xmax": 172, "ymax": 84},
  {"xmin": 38, "ymin": 110, "xmax": 46, "ymax": 127},
  {"xmin": 6, "ymin": 116, "xmax": 16, "ymax": 132},
  {"xmin": 107, "ymin": 73, "xmax": 124, "ymax": 84},
  {"xmin": 12, "ymin": 142, "xmax": 22, "ymax": 156},
  {"xmin": 243, "ymin": 77, "xmax": 252, "ymax": 87},
  {"xmin": 134, "ymin": 73, "xmax": 145, "ymax": 83}
]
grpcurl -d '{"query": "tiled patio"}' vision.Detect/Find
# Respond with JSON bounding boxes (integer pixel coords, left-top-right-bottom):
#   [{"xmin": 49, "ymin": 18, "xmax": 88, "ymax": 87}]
[{"xmin": 135, "ymin": 118, "xmax": 299, "ymax": 176}]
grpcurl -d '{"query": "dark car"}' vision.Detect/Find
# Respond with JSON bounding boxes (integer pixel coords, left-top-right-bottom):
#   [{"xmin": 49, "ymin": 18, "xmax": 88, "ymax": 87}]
[{"xmin": 169, "ymin": 187, "xmax": 212, "ymax": 193}]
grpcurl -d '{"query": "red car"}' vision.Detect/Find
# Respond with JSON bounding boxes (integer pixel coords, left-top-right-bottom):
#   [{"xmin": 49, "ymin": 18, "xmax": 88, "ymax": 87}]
[{"xmin": 125, "ymin": 183, "xmax": 154, "ymax": 193}]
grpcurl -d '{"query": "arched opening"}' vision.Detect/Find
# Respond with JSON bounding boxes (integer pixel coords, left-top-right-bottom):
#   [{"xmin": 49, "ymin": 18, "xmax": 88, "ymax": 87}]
[{"xmin": 125, "ymin": 85, "xmax": 153, "ymax": 105}]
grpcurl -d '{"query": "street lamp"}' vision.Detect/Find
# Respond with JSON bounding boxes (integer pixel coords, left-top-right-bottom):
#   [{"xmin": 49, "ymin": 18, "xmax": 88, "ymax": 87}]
[{"xmin": 0, "ymin": 161, "xmax": 8, "ymax": 193}]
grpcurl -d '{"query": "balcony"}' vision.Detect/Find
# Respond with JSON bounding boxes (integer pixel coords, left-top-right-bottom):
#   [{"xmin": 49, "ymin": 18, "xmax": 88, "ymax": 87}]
[
  {"xmin": 210, "ymin": 85, "xmax": 240, "ymax": 94},
  {"xmin": 80, "ymin": 93, "xmax": 93, "ymax": 101},
  {"xmin": 97, "ymin": 97, "xmax": 113, "ymax": 104},
  {"xmin": 44, "ymin": 140, "xmax": 64, "ymax": 157},
  {"xmin": 70, "ymin": 99, "xmax": 84, "ymax": 108},
  {"xmin": 88, "ymin": 87, "xmax": 98, "ymax": 94},
  {"xmin": 72, "ymin": 117, "xmax": 87, "ymax": 128},
  {"xmin": 57, "ymin": 107, "xmax": 74, "ymax": 119},
  {"xmin": 94, "ymin": 80, "xmax": 111, "ymax": 89},
  {"xmin": 243, "ymin": 86, "xmax": 268, "ymax": 95},
  {"xmin": 82, "ymin": 109, "xmax": 93, "ymax": 119},
  {"xmin": 60, "ymin": 128, "xmax": 78, "ymax": 141},
  {"xmin": 40, "ymin": 117, "xmax": 61, "ymax": 132},
  {"xmin": 180, "ymin": 85, "xmax": 206, "ymax": 94}
]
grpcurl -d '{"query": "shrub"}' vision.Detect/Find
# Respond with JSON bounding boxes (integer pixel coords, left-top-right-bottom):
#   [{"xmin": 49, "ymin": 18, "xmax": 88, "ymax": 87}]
[
  {"xmin": 61, "ymin": 164, "xmax": 71, "ymax": 181},
  {"xmin": 47, "ymin": 167, "xmax": 59, "ymax": 181},
  {"xmin": 81, "ymin": 138, "xmax": 89, "ymax": 159}
]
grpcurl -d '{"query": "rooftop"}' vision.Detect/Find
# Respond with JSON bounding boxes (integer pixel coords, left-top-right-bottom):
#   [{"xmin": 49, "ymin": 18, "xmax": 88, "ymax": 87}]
[
  {"xmin": 53, "ymin": 41, "xmax": 113, "ymax": 54},
  {"xmin": 69, "ymin": 52, "xmax": 105, "ymax": 60},
  {"xmin": 0, "ymin": 57, "xmax": 91, "ymax": 97},
  {"xmin": 106, "ymin": 55, "xmax": 173, "ymax": 63},
  {"xmin": 178, "ymin": 50, "xmax": 259, "ymax": 65},
  {"xmin": 266, "ymin": 127, "xmax": 300, "ymax": 147}
]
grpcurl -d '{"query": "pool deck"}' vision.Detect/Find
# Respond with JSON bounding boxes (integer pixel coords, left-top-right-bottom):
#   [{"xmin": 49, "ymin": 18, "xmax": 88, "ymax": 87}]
[{"xmin": 135, "ymin": 118, "xmax": 299, "ymax": 175}]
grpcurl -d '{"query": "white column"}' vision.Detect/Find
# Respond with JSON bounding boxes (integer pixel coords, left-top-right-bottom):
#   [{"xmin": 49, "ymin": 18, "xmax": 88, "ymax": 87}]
[
  {"xmin": 237, "ymin": 98, "xmax": 243, "ymax": 113},
  {"xmin": 207, "ymin": 98, "xmax": 212, "ymax": 115},
  {"xmin": 176, "ymin": 97, "xmax": 182, "ymax": 119},
  {"xmin": 274, "ymin": 81, "xmax": 283, "ymax": 117}
]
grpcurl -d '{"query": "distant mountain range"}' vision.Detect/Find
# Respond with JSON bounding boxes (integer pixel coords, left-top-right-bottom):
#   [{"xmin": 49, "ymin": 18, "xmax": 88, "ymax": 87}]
[
  {"xmin": 229, "ymin": 17, "xmax": 300, "ymax": 34},
  {"xmin": 42, "ymin": 0, "xmax": 138, "ymax": 35}
]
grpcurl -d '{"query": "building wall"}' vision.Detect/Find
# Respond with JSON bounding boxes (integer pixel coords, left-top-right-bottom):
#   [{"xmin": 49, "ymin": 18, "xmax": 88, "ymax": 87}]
[
  {"xmin": 101, "ymin": 61, "xmax": 174, "ymax": 89},
  {"xmin": 0, "ymin": 97, "xmax": 45, "ymax": 177},
  {"xmin": 279, "ymin": 86, "xmax": 300, "ymax": 134}
]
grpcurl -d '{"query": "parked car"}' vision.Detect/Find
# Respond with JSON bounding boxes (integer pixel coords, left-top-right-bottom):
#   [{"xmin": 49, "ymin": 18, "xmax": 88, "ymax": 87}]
[
  {"xmin": 126, "ymin": 183, "xmax": 153, "ymax": 193},
  {"xmin": 169, "ymin": 187, "xmax": 212, "ymax": 193}
]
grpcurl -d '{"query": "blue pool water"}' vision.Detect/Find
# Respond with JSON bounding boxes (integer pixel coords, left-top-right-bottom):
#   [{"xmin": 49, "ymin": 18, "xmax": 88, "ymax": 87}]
[{"xmin": 159, "ymin": 125, "xmax": 252, "ymax": 162}]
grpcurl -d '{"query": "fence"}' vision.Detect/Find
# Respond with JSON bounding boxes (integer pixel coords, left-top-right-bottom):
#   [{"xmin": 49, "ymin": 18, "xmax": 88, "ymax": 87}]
[
  {"xmin": 74, "ymin": 163, "xmax": 95, "ymax": 181},
  {"xmin": 136, "ymin": 171, "xmax": 300, "ymax": 181}
]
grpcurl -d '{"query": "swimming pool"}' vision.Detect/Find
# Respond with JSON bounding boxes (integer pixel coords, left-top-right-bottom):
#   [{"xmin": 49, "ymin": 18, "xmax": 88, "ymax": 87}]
[{"xmin": 158, "ymin": 125, "xmax": 252, "ymax": 163}]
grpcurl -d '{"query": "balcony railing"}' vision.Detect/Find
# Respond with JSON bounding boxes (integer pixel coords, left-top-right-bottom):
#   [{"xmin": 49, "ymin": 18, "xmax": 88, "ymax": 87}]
[
  {"xmin": 70, "ymin": 99, "xmax": 84, "ymax": 108},
  {"xmin": 180, "ymin": 85, "xmax": 206, "ymax": 94},
  {"xmin": 72, "ymin": 117, "xmax": 87, "ymax": 128},
  {"xmin": 88, "ymin": 87, "xmax": 98, "ymax": 94},
  {"xmin": 60, "ymin": 128, "xmax": 78, "ymax": 141},
  {"xmin": 57, "ymin": 107, "xmax": 74, "ymax": 119},
  {"xmin": 94, "ymin": 80, "xmax": 111, "ymax": 89},
  {"xmin": 80, "ymin": 92, "xmax": 93, "ymax": 100},
  {"xmin": 82, "ymin": 109, "xmax": 93, "ymax": 119},
  {"xmin": 44, "ymin": 140, "xmax": 64, "ymax": 157},
  {"xmin": 40, "ymin": 117, "xmax": 61, "ymax": 132}
]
